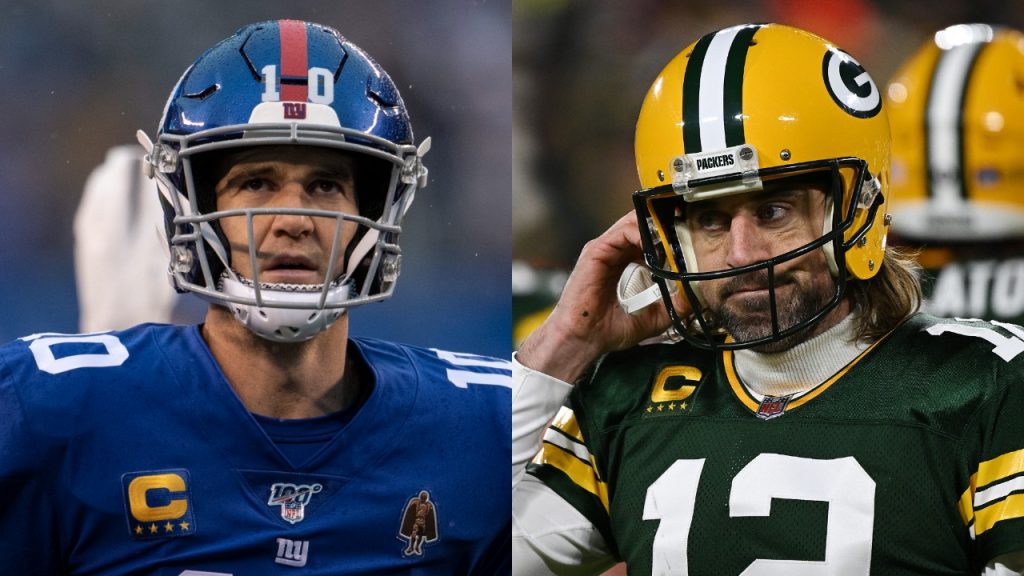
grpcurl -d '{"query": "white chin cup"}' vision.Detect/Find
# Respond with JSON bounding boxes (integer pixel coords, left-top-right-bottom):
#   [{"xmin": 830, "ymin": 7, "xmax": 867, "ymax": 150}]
[{"xmin": 219, "ymin": 275, "xmax": 352, "ymax": 343}]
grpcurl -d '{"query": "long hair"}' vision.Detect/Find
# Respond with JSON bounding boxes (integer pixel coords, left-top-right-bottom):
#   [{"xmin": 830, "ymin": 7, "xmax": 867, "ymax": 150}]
[{"xmin": 847, "ymin": 245, "xmax": 923, "ymax": 342}]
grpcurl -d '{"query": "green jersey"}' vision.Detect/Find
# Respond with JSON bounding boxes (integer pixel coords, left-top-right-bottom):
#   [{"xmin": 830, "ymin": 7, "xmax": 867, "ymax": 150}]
[{"xmin": 527, "ymin": 314, "xmax": 1024, "ymax": 574}]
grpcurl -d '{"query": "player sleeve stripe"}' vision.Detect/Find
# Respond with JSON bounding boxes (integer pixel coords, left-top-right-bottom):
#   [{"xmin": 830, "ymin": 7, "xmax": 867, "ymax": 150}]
[
  {"xmin": 549, "ymin": 406, "xmax": 585, "ymax": 442},
  {"xmin": 974, "ymin": 492, "xmax": 1024, "ymax": 537},
  {"xmin": 530, "ymin": 441, "xmax": 610, "ymax": 512},
  {"xmin": 525, "ymin": 463, "xmax": 617, "ymax": 551},
  {"xmin": 542, "ymin": 426, "xmax": 593, "ymax": 463},
  {"xmin": 975, "ymin": 474, "xmax": 1024, "ymax": 508},
  {"xmin": 958, "ymin": 447, "xmax": 1024, "ymax": 535},
  {"xmin": 976, "ymin": 448, "xmax": 1024, "ymax": 490}
]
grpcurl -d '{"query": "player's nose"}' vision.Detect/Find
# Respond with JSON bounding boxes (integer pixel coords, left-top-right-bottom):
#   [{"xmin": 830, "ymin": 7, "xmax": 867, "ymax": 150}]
[{"xmin": 724, "ymin": 213, "xmax": 771, "ymax": 269}]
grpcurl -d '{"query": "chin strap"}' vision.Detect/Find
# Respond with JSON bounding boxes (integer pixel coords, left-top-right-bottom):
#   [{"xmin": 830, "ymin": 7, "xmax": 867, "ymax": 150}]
[
  {"xmin": 219, "ymin": 274, "xmax": 353, "ymax": 343},
  {"xmin": 617, "ymin": 262, "xmax": 676, "ymax": 314},
  {"xmin": 617, "ymin": 262, "xmax": 683, "ymax": 345}
]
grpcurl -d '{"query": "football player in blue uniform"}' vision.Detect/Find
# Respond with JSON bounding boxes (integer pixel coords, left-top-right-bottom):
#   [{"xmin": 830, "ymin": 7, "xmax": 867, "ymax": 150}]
[
  {"xmin": 0, "ymin": 20, "xmax": 510, "ymax": 575},
  {"xmin": 512, "ymin": 23, "xmax": 1024, "ymax": 574}
]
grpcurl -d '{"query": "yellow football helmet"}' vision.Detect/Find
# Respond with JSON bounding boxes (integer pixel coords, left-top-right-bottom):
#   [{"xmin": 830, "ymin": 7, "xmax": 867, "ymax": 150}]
[
  {"xmin": 887, "ymin": 24, "xmax": 1024, "ymax": 241},
  {"xmin": 633, "ymin": 23, "xmax": 891, "ymax": 349}
]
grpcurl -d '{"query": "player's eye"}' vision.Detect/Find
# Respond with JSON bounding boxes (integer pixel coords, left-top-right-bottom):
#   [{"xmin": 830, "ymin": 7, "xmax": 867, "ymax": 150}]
[
  {"xmin": 310, "ymin": 179, "xmax": 350, "ymax": 198},
  {"xmin": 241, "ymin": 177, "xmax": 269, "ymax": 192},
  {"xmin": 692, "ymin": 210, "xmax": 729, "ymax": 233},
  {"xmin": 315, "ymin": 180, "xmax": 340, "ymax": 193},
  {"xmin": 756, "ymin": 203, "xmax": 789, "ymax": 224}
]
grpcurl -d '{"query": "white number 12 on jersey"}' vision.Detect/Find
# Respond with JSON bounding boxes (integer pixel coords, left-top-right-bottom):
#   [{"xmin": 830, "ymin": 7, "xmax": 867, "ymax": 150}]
[{"xmin": 644, "ymin": 454, "xmax": 875, "ymax": 575}]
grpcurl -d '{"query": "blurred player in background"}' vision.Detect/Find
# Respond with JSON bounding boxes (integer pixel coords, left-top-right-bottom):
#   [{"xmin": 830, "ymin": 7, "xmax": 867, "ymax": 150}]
[
  {"xmin": 513, "ymin": 22, "xmax": 1024, "ymax": 573},
  {"xmin": 1, "ymin": 20, "xmax": 510, "ymax": 574},
  {"xmin": 887, "ymin": 24, "xmax": 1024, "ymax": 324},
  {"xmin": 75, "ymin": 145, "xmax": 204, "ymax": 331}
]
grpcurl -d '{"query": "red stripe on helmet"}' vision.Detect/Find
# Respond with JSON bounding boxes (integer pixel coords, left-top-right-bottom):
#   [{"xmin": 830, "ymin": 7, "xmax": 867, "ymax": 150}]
[{"xmin": 278, "ymin": 20, "xmax": 308, "ymax": 102}]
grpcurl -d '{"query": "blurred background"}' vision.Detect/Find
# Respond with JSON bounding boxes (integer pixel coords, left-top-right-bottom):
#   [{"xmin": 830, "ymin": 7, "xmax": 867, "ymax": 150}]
[
  {"xmin": 0, "ymin": 0, "xmax": 511, "ymax": 358},
  {"xmin": 513, "ymin": 0, "xmax": 1024, "ymax": 350}
]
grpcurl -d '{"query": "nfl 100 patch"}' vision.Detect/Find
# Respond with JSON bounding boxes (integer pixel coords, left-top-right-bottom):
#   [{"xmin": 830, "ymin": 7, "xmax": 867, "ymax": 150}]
[{"xmin": 267, "ymin": 482, "xmax": 324, "ymax": 525}]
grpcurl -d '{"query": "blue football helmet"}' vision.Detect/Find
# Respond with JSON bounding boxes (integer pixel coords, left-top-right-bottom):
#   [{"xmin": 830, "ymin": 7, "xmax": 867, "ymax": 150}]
[{"xmin": 138, "ymin": 20, "xmax": 429, "ymax": 342}]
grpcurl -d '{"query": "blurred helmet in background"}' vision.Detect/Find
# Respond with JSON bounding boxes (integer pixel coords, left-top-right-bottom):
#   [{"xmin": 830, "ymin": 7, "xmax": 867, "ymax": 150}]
[{"xmin": 887, "ymin": 24, "xmax": 1024, "ymax": 242}]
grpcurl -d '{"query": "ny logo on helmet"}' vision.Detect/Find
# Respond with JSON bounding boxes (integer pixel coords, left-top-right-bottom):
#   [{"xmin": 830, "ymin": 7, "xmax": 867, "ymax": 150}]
[
  {"xmin": 268, "ymin": 482, "xmax": 323, "ymax": 524},
  {"xmin": 283, "ymin": 102, "xmax": 307, "ymax": 119}
]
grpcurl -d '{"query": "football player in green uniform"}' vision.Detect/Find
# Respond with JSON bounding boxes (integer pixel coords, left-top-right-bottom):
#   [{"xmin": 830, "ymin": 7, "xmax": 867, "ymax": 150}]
[
  {"xmin": 887, "ymin": 24, "xmax": 1024, "ymax": 326},
  {"xmin": 512, "ymin": 23, "xmax": 1024, "ymax": 574}
]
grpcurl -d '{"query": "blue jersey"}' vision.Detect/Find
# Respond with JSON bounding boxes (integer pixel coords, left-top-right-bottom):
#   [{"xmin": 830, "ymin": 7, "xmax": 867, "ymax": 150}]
[{"xmin": 0, "ymin": 324, "xmax": 511, "ymax": 575}]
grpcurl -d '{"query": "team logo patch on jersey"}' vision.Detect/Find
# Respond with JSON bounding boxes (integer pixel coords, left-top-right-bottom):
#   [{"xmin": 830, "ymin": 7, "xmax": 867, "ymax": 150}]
[
  {"xmin": 268, "ymin": 482, "xmax": 323, "ymax": 524},
  {"xmin": 756, "ymin": 394, "xmax": 791, "ymax": 420},
  {"xmin": 122, "ymin": 469, "xmax": 196, "ymax": 539},
  {"xmin": 398, "ymin": 490, "xmax": 439, "ymax": 556},
  {"xmin": 275, "ymin": 537, "xmax": 310, "ymax": 567}
]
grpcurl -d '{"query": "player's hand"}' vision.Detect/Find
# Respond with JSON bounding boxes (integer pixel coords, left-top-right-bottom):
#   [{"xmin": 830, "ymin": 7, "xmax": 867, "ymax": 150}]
[{"xmin": 517, "ymin": 211, "xmax": 690, "ymax": 383}]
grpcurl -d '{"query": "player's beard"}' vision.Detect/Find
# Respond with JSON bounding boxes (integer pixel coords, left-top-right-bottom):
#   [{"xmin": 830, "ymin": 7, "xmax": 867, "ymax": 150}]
[{"xmin": 707, "ymin": 269, "xmax": 836, "ymax": 353}]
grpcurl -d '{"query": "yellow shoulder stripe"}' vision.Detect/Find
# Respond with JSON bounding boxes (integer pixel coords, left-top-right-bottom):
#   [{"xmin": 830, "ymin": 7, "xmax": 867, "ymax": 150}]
[
  {"xmin": 975, "ymin": 494, "xmax": 1024, "ymax": 536},
  {"xmin": 531, "ymin": 406, "xmax": 609, "ymax": 512},
  {"xmin": 975, "ymin": 448, "xmax": 1024, "ymax": 491},
  {"xmin": 549, "ymin": 405, "xmax": 584, "ymax": 442},
  {"xmin": 531, "ymin": 441, "xmax": 610, "ymax": 512},
  {"xmin": 958, "ymin": 488, "xmax": 974, "ymax": 527}
]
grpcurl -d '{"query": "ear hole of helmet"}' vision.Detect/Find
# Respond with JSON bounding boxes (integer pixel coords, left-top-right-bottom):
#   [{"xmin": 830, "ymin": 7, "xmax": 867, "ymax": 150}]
[
  {"xmin": 179, "ymin": 152, "xmax": 230, "ymax": 285},
  {"xmin": 344, "ymin": 154, "xmax": 394, "ymax": 292},
  {"xmin": 353, "ymin": 155, "xmax": 391, "ymax": 223},
  {"xmin": 644, "ymin": 197, "xmax": 687, "ymax": 273}
]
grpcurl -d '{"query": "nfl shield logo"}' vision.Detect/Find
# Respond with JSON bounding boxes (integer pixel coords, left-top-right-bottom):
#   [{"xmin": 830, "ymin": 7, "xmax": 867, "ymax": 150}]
[
  {"xmin": 756, "ymin": 395, "xmax": 791, "ymax": 420},
  {"xmin": 268, "ymin": 482, "xmax": 323, "ymax": 524}
]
